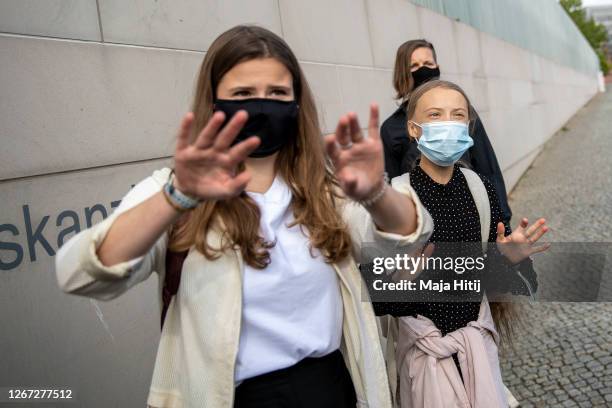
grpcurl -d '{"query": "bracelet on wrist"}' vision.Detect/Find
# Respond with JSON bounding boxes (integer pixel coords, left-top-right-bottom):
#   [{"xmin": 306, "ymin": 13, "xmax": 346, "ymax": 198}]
[
  {"xmin": 357, "ymin": 172, "xmax": 390, "ymax": 208},
  {"xmin": 162, "ymin": 188, "xmax": 192, "ymax": 213},
  {"xmin": 163, "ymin": 170, "xmax": 201, "ymax": 212}
]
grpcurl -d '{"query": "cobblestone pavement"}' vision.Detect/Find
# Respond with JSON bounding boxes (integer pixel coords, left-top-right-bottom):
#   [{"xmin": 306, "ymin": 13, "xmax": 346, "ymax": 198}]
[{"xmin": 498, "ymin": 88, "xmax": 612, "ymax": 407}]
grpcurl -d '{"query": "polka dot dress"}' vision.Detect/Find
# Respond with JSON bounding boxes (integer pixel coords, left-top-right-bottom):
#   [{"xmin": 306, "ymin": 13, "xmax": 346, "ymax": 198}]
[
  {"xmin": 372, "ymin": 163, "xmax": 511, "ymax": 335},
  {"xmin": 365, "ymin": 162, "xmax": 540, "ymax": 378}
]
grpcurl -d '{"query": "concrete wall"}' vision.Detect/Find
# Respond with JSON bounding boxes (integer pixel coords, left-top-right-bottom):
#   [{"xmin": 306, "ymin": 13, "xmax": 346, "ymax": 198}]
[{"xmin": 0, "ymin": 1, "xmax": 600, "ymax": 406}]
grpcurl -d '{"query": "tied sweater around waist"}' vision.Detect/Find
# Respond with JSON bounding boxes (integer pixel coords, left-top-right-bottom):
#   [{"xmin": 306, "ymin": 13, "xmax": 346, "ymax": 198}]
[{"xmin": 395, "ymin": 298, "xmax": 507, "ymax": 408}]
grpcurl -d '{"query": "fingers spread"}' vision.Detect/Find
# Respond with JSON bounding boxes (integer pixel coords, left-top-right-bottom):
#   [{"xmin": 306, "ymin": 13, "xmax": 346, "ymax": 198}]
[
  {"xmin": 193, "ymin": 111, "xmax": 226, "ymax": 149},
  {"xmin": 529, "ymin": 225, "xmax": 549, "ymax": 243},
  {"xmin": 214, "ymin": 110, "xmax": 249, "ymax": 151},
  {"xmin": 368, "ymin": 103, "xmax": 380, "ymax": 140},
  {"xmin": 176, "ymin": 112, "xmax": 195, "ymax": 151},
  {"xmin": 525, "ymin": 218, "xmax": 546, "ymax": 237},
  {"xmin": 324, "ymin": 134, "xmax": 341, "ymax": 164},
  {"xmin": 335, "ymin": 116, "xmax": 351, "ymax": 147},
  {"xmin": 496, "ymin": 222, "xmax": 506, "ymax": 241},
  {"xmin": 514, "ymin": 217, "xmax": 528, "ymax": 234},
  {"xmin": 227, "ymin": 136, "xmax": 261, "ymax": 165},
  {"xmin": 348, "ymin": 112, "xmax": 364, "ymax": 143}
]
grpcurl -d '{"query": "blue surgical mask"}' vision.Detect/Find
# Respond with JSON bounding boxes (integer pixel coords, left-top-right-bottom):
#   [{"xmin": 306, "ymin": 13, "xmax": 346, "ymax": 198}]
[{"xmin": 409, "ymin": 121, "xmax": 474, "ymax": 167}]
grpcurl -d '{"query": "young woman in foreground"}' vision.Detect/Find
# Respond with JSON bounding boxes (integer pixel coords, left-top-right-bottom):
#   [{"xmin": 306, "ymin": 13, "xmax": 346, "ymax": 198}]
[
  {"xmin": 373, "ymin": 80, "xmax": 550, "ymax": 408},
  {"xmin": 55, "ymin": 25, "xmax": 433, "ymax": 408}
]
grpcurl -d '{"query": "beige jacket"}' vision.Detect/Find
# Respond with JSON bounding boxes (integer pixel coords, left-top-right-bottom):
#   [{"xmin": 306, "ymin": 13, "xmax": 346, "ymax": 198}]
[
  {"xmin": 395, "ymin": 298, "xmax": 507, "ymax": 408},
  {"xmin": 55, "ymin": 167, "xmax": 434, "ymax": 408}
]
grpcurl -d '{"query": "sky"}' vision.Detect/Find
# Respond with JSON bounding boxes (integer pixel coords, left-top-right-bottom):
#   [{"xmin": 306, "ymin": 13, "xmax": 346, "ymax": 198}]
[{"xmin": 582, "ymin": 0, "xmax": 612, "ymax": 7}]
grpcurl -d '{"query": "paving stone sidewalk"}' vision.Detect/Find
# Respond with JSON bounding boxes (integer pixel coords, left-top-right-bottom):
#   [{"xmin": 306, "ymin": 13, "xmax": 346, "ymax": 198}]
[{"xmin": 498, "ymin": 89, "xmax": 612, "ymax": 407}]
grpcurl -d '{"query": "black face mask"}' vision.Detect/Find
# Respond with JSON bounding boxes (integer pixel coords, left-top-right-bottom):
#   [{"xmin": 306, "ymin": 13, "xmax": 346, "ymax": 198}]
[
  {"xmin": 213, "ymin": 98, "xmax": 299, "ymax": 158},
  {"xmin": 411, "ymin": 66, "xmax": 441, "ymax": 89}
]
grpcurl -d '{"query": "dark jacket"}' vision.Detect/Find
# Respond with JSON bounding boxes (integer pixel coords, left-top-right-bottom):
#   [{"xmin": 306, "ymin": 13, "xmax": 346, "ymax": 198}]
[{"xmin": 381, "ymin": 104, "xmax": 512, "ymax": 223}]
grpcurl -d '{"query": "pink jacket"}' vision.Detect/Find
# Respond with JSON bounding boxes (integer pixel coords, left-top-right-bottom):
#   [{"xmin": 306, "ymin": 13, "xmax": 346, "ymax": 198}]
[{"xmin": 395, "ymin": 298, "xmax": 507, "ymax": 408}]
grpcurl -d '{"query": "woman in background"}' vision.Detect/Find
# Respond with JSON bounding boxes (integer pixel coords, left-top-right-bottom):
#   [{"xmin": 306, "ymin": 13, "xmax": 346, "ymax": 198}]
[{"xmin": 381, "ymin": 39, "xmax": 512, "ymax": 224}]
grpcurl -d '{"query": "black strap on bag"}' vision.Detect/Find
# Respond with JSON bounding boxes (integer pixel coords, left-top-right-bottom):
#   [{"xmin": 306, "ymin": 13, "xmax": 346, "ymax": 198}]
[{"xmin": 161, "ymin": 249, "xmax": 189, "ymax": 329}]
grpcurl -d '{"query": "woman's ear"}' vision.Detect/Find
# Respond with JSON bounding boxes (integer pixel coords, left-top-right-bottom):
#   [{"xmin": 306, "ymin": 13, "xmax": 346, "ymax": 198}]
[{"xmin": 407, "ymin": 121, "xmax": 420, "ymax": 142}]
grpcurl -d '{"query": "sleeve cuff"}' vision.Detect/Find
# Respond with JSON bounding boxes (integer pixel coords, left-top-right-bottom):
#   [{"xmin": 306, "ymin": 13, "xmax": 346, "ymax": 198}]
[
  {"xmin": 371, "ymin": 180, "xmax": 433, "ymax": 247},
  {"xmin": 80, "ymin": 212, "xmax": 145, "ymax": 281}
]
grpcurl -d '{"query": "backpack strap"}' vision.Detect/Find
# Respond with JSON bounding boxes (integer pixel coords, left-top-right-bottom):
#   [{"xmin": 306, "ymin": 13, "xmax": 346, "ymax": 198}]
[
  {"xmin": 459, "ymin": 167, "xmax": 490, "ymax": 252},
  {"xmin": 161, "ymin": 249, "xmax": 189, "ymax": 329}
]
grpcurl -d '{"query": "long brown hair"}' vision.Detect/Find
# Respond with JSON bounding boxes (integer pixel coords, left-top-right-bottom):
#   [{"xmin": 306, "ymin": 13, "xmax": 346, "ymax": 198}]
[
  {"xmin": 406, "ymin": 80, "xmax": 521, "ymax": 345},
  {"xmin": 393, "ymin": 39, "xmax": 437, "ymax": 102},
  {"xmin": 168, "ymin": 25, "xmax": 352, "ymax": 268}
]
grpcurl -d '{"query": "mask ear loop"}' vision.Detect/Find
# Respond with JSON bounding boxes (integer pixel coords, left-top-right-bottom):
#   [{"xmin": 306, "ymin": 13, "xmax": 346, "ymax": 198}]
[{"xmin": 407, "ymin": 120, "xmax": 422, "ymax": 143}]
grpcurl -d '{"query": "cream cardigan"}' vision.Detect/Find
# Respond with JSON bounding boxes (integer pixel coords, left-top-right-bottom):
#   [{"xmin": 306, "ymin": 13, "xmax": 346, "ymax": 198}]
[{"xmin": 55, "ymin": 167, "xmax": 433, "ymax": 408}]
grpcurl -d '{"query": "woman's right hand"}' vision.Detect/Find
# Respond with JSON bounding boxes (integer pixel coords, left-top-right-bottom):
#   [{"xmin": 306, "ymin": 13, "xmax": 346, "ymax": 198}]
[{"xmin": 172, "ymin": 110, "xmax": 260, "ymax": 201}]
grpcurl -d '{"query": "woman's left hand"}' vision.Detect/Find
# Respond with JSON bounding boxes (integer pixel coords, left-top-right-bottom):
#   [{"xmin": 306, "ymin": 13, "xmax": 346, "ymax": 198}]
[
  {"xmin": 324, "ymin": 103, "xmax": 385, "ymax": 200},
  {"xmin": 496, "ymin": 217, "xmax": 551, "ymax": 264}
]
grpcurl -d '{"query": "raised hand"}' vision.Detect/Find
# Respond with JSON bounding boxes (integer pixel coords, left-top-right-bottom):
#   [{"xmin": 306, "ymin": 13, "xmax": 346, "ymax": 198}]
[
  {"xmin": 173, "ymin": 111, "xmax": 260, "ymax": 201},
  {"xmin": 496, "ymin": 217, "xmax": 551, "ymax": 265},
  {"xmin": 324, "ymin": 103, "xmax": 385, "ymax": 201}
]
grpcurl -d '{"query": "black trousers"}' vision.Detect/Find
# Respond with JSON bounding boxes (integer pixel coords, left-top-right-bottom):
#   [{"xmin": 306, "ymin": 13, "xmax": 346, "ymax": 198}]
[{"xmin": 234, "ymin": 349, "xmax": 357, "ymax": 408}]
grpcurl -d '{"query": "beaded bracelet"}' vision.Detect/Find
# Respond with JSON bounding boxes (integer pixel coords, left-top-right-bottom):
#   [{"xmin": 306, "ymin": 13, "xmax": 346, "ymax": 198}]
[{"xmin": 357, "ymin": 172, "xmax": 390, "ymax": 208}]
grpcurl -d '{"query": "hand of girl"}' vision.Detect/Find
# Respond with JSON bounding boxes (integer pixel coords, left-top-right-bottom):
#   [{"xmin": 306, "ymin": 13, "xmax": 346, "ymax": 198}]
[
  {"xmin": 173, "ymin": 111, "xmax": 260, "ymax": 200},
  {"xmin": 324, "ymin": 103, "xmax": 385, "ymax": 200},
  {"xmin": 496, "ymin": 218, "xmax": 551, "ymax": 265}
]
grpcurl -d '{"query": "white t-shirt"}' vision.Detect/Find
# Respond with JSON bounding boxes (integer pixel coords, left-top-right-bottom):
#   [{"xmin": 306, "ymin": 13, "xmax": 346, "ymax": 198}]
[{"xmin": 234, "ymin": 175, "xmax": 344, "ymax": 382}]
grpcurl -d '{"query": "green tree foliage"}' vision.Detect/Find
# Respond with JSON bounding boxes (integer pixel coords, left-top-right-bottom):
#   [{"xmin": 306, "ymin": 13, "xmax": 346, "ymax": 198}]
[{"xmin": 561, "ymin": 0, "xmax": 610, "ymax": 74}]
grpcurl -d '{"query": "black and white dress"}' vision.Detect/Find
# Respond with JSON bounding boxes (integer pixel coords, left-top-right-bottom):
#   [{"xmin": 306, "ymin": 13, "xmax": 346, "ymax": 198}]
[{"xmin": 369, "ymin": 163, "xmax": 537, "ymax": 335}]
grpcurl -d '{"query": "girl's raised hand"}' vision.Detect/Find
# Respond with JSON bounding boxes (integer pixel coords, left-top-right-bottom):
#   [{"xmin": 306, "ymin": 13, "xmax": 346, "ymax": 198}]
[
  {"xmin": 496, "ymin": 217, "xmax": 551, "ymax": 264},
  {"xmin": 325, "ymin": 103, "xmax": 385, "ymax": 201},
  {"xmin": 172, "ymin": 111, "xmax": 260, "ymax": 201}
]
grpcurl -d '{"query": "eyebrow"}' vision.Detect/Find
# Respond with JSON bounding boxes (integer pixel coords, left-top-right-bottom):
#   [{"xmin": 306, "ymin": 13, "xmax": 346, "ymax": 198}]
[
  {"xmin": 228, "ymin": 85, "xmax": 291, "ymax": 92},
  {"xmin": 228, "ymin": 86, "xmax": 255, "ymax": 92},
  {"xmin": 423, "ymin": 107, "xmax": 467, "ymax": 112},
  {"xmin": 411, "ymin": 60, "xmax": 435, "ymax": 65}
]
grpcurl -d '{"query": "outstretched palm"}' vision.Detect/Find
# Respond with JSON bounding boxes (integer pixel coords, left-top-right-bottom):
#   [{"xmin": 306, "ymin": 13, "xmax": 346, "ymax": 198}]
[
  {"xmin": 173, "ymin": 111, "xmax": 260, "ymax": 200},
  {"xmin": 496, "ymin": 217, "xmax": 551, "ymax": 264},
  {"xmin": 324, "ymin": 103, "xmax": 385, "ymax": 200}
]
